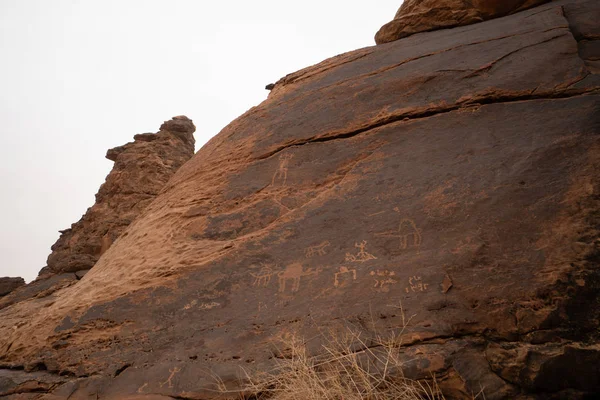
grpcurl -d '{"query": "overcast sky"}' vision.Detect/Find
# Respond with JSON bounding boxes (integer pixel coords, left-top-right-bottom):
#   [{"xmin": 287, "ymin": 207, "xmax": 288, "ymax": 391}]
[{"xmin": 0, "ymin": 0, "xmax": 401, "ymax": 282}]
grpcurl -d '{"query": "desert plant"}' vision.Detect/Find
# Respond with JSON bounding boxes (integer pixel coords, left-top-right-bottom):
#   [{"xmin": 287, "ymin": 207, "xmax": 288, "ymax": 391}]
[{"xmin": 230, "ymin": 305, "xmax": 446, "ymax": 400}]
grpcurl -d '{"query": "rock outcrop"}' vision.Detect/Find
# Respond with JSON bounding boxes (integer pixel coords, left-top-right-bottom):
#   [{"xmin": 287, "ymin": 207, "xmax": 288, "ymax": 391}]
[
  {"xmin": 41, "ymin": 116, "xmax": 196, "ymax": 276},
  {"xmin": 0, "ymin": 278, "xmax": 24, "ymax": 297},
  {"xmin": 1, "ymin": 1, "xmax": 599, "ymax": 399},
  {"xmin": 375, "ymin": 0, "xmax": 551, "ymax": 44}
]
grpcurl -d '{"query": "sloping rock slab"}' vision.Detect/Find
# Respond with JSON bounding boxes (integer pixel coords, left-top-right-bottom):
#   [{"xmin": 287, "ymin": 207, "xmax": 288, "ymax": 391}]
[{"xmin": 0, "ymin": 1, "xmax": 598, "ymax": 399}]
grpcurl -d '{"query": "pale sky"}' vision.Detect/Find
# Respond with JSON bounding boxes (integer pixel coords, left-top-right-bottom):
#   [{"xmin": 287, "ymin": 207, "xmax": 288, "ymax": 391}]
[{"xmin": 0, "ymin": 0, "xmax": 401, "ymax": 282}]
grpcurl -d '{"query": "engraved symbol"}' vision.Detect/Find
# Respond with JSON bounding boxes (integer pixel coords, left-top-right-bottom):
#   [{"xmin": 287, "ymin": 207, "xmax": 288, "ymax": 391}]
[
  {"xmin": 137, "ymin": 383, "xmax": 148, "ymax": 393},
  {"xmin": 250, "ymin": 265, "xmax": 275, "ymax": 287},
  {"xmin": 159, "ymin": 367, "xmax": 181, "ymax": 388},
  {"xmin": 377, "ymin": 218, "xmax": 422, "ymax": 251},
  {"xmin": 405, "ymin": 276, "xmax": 429, "ymax": 293},
  {"xmin": 272, "ymin": 153, "xmax": 294, "ymax": 186},
  {"xmin": 183, "ymin": 299, "xmax": 198, "ymax": 310},
  {"xmin": 370, "ymin": 270, "xmax": 397, "ymax": 290},
  {"xmin": 345, "ymin": 240, "xmax": 377, "ymax": 263},
  {"xmin": 277, "ymin": 263, "xmax": 316, "ymax": 293},
  {"xmin": 198, "ymin": 302, "xmax": 220, "ymax": 310},
  {"xmin": 334, "ymin": 266, "xmax": 357, "ymax": 287},
  {"xmin": 305, "ymin": 240, "xmax": 331, "ymax": 258}
]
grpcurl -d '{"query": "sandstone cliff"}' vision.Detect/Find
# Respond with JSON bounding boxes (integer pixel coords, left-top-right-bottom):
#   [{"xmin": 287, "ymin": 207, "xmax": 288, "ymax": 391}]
[
  {"xmin": 0, "ymin": 1, "xmax": 599, "ymax": 399},
  {"xmin": 42, "ymin": 115, "xmax": 196, "ymax": 276},
  {"xmin": 0, "ymin": 117, "xmax": 195, "ymax": 312}
]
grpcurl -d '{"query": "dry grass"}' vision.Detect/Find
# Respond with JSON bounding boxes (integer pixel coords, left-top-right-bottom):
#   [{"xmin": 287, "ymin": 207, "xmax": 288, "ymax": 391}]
[{"xmin": 223, "ymin": 306, "xmax": 450, "ymax": 400}]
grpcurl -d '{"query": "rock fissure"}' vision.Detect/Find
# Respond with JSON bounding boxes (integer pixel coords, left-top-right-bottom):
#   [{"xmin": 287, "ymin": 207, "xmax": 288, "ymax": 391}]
[
  {"xmin": 272, "ymin": 20, "xmax": 565, "ymax": 108},
  {"xmin": 257, "ymin": 88, "xmax": 598, "ymax": 161}
]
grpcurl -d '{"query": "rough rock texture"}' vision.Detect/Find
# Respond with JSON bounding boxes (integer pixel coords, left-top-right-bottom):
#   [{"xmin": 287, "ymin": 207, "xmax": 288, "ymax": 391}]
[
  {"xmin": 42, "ymin": 116, "xmax": 196, "ymax": 276},
  {"xmin": 0, "ymin": 0, "xmax": 599, "ymax": 399},
  {"xmin": 375, "ymin": 0, "xmax": 551, "ymax": 44},
  {"xmin": 0, "ymin": 278, "xmax": 25, "ymax": 297}
]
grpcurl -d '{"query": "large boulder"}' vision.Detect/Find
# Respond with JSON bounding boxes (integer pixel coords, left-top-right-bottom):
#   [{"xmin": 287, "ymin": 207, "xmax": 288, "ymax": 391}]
[
  {"xmin": 0, "ymin": 278, "xmax": 25, "ymax": 297},
  {"xmin": 375, "ymin": 0, "xmax": 551, "ymax": 44},
  {"xmin": 0, "ymin": 0, "xmax": 598, "ymax": 399}
]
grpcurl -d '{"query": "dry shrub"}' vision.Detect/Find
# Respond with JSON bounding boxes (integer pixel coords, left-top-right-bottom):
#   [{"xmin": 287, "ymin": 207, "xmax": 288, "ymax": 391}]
[{"xmin": 234, "ymin": 307, "xmax": 446, "ymax": 400}]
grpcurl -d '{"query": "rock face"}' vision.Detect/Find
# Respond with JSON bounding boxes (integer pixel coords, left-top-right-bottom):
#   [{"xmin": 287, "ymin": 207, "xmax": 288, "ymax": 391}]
[
  {"xmin": 0, "ymin": 1, "xmax": 599, "ymax": 399},
  {"xmin": 0, "ymin": 278, "xmax": 25, "ymax": 297},
  {"xmin": 42, "ymin": 116, "xmax": 196, "ymax": 276},
  {"xmin": 375, "ymin": 0, "xmax": 551, "ymax": 44}
]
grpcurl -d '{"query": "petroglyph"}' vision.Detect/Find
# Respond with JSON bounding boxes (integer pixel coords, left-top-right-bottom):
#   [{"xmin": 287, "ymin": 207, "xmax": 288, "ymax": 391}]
[
  {"xmin": 183, "ymin": 299, "xmax": 198, "ymax": 310},
  {"xmin": 405, "ymin": 276, "xmax": 429, "ymax": 293},
  {"xmin": 159, "ymin": 367, "xmax": 181, "ymax": 388},
  {"xmin": 377, "ymin": 218, "xmax": 422, "ymax": 251},
  {"xmin": 370, "ymin": 270, "xmax": 397, "ymax": 290},
  {"xmin": 305, "ymin": 241, "xmax": 331, "ymax": 258},
  {"xmin": 258, "ymin": 302, "xmax": 268, "ymax": 312},
  {"xmin": 278, "ymin": 263, "xmax": 316, "ymax": 293},
  {"xmin": 137, "ymin": 383, "xmax": 148, "ymax": 393},
  {"xmin": 334, "ymin": 266, "xmax": 357, "ymax": 287},
  {"xmin": 250, "ymin": 265, "xmax": 275, "ymax": 287},
  {"xmin": 198, "ymin": 302, "xmax": 220, "ymax": 310},
  {"xmin": 272, "ymin": 153, "xmax": 294, "ymax": 186},
  {"xmin": 345, "ymin": 240, "xmax": 377, "ymax": 263}
]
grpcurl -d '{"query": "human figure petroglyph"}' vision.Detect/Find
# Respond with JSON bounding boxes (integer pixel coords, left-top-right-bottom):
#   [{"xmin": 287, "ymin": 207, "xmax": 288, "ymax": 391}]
[
  {"xmin": 159, "ymin": 367, "xmax": 181, "ymax": 388},
  {"xmin": 278, "ymin": 263, "xmax": 316, "ymax": 293},
  {"xmin": 305, "ymin": 241, "xmax": 331, "ymax": 258},
  {"xmin": 405, "ymin": 276, "xmax": 429, "ymax": 293},
  {"xmin": 250, "ymin": 265, "xmax": 275, "ymax": 287},
  {"xmin": 377, "ymin": 218, "xmax": 422, "ymax": 251},
  {"xmin": 345, "ymin": 240, "xmax": 377, "ymax": 263},
  {"xmin": 272, "ymin": 153, "xmax": 294, "ymax": 186},
  {"xmin": 334, "ymin": 266, "xmax": 357, "ymax": 287}
]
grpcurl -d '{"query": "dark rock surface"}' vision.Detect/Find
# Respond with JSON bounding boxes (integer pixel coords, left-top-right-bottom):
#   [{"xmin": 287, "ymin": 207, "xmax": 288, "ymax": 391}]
[
  {"xmin": 0, "ymin": 1, "xmax": 598, "ymax": 399},
  {"xmin": 0, "ymin": 278, "xmax": 25, "ymax": 297}
]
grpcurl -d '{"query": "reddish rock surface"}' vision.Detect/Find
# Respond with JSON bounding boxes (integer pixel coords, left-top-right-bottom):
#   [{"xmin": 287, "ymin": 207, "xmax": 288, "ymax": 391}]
[
  {"xmin": 0, "ymin": 278, "xmax": 25, "ymax": 297},
  {"xmin": 42, "ymin": 116, "xmax": 196, "ymax": 276},
  {"xmin": 0, "ymin": 1, "xmax": 599, "ymax": 399},
  {"xmin": 375, "ymin": 0, "xmax": 551, "ymax": 44}
]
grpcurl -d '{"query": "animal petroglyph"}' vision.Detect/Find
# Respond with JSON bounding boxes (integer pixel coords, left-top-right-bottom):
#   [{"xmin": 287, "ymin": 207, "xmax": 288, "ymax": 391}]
[
  {"xmin": 405, "ymin": 276, "xmax": 429, "ymax": 293},
  {"xmin": 377, "ymin": 218, "xmax": 422, "ymax": 251},
  {"xmin": 278, "ymin": 263, "xmax": 316, "ymax": 293},
  {"xmin": 183, "ymin": 299, "xmax": 198, "ymax": 310},
  {"xmin": 198, "ymin": 302, "xmax": 220, "ymax": 310},
  {"xmin": 305, "ymin": 241, "xmax": 331, "ymax": 258},
  {"xmin": 272, "ymin": 153, "xmax": 294, "ymax": 186},
  {"xmin": 250, "ymin": 265, "xmax": 275, "ymax": 287},
  {"xmin": 370, "ymin": 270, "xmax": 397, "ymax": 289},
  {"xmin": 159, "ymin": 367, "xmax": 181, "ymax": 388},
  {"xmin": 345, "ymin": 240, "xmax": 377, "ymax": 263},
  {"xmin": 334, "ymin": 266, "xmax": 357, "ymax": 287}
]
